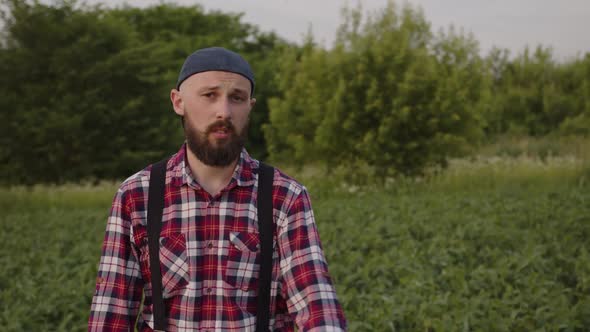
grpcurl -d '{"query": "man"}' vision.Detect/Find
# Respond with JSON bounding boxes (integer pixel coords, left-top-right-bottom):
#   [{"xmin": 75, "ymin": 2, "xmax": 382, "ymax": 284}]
[{"xmin": 88, "ymin": 47, "xmax": 347, "ymax": 331}]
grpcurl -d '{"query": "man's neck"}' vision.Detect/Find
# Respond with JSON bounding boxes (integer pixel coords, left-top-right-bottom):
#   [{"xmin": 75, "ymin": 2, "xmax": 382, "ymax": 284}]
[{"xmin": 185, "ymin": 147, "xmax": 239, "ymax": 196}]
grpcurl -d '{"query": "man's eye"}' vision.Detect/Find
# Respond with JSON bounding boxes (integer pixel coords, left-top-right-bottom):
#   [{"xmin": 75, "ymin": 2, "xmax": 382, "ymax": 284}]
[
  {"xmin": 231, "ymin": 95, "xmax": 245, "ymax": 102},
  {"xmin": 203, "ymin": 92, "xmax": 215, "ymax": 98}
]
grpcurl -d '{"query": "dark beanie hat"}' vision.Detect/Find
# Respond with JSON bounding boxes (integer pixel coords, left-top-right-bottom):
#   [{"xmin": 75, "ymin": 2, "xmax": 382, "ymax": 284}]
[{"xmin": 176, "ymin": 47, "xmax": 255, "ymax": 96}]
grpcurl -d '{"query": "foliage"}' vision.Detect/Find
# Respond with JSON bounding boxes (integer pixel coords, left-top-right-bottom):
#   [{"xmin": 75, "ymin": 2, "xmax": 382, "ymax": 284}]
[
  {"xmin": 475, "ymin": 135, "xmax": 590, "ymax": 163},
  {"xmin": 484, "ymin": 47, "xmax": 590, "ymax": 137},
  {"xmin": 0, "ymin": 0, "xmax": 589, "ymax": 185},
  {"xmin": 1, "ymin": 0, "xmax": 174, "ymax": 183},
  {"xmin": 1, "ymin": 161, "xmax": 589, "ymax": 331},
  {"xmin": 317, "ymin": 184, "xmax": 590, "ymax": 331},
  {"xmin": 0, "ymin": 0, "xmax": 288, "ymax": 184},
  {"xmin": 265, "ymin": 2, "xmax": 487, "ymax": 177}
]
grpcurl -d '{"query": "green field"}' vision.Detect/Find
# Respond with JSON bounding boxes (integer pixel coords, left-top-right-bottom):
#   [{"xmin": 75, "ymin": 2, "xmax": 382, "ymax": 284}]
[{"xmin": 1, "ymin": 157, "xmax": 589, "ymax": 331}]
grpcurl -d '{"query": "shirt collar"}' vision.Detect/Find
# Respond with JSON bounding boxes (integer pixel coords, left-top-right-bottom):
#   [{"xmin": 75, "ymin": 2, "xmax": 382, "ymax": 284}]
[{"xmin": 169, "ymin": 143, "xmax": 257, "ymax": 189}]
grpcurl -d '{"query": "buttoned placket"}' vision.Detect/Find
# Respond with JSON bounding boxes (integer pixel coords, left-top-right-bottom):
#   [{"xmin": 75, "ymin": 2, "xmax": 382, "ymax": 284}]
[
  {"xmin": 195, "ymin": 189, "xmax": 218, "ymax": 327},
  {"xmin": 205, "ymin": 197, "xmax": 217, "ymax": 254}
]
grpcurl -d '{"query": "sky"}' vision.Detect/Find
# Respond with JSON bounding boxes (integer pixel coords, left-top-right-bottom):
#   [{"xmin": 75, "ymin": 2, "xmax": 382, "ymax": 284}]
[{"xmin": 92, "ymin": 0, "xmax": 589, "ymax": 59}]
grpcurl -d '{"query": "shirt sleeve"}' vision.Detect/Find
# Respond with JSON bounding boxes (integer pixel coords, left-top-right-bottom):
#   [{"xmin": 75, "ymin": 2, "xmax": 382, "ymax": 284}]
[
  {"xmin": 88, "ymin": 187, "xmax": 144, "ymax": 332},
  {"xmin": 278, "ymin": 187, "xmax": 347, "ymax": 331}
]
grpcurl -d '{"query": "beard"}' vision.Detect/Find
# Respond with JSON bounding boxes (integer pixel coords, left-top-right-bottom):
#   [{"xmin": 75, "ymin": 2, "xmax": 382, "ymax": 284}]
[{"xmin": 184, "ymin": 117, "xmax": 248, "ymax": 167}]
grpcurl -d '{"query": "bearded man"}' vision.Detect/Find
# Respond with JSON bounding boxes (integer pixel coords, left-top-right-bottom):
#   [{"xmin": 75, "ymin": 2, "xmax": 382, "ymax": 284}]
[{"xmin": 88, "ymin": 47, "xmax": 347, "ymax": 332}]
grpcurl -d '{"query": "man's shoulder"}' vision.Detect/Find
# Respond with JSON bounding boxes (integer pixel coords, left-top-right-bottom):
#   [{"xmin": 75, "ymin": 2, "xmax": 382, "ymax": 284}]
[
  {"xmin": 116, "ymin": 164, "xmax": 153, "ymax": 195},
  {"xmin": 260, "ymin": 162, "xmax": 307, "ymax": 198},
  {"xmin": 117, "ymin": 152, "xmax": 180, "ymax": 195}
]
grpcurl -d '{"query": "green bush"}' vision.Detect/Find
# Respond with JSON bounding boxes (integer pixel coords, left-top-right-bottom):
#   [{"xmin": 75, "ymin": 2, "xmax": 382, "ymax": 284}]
[
  {"xmin": 484, "ymin": 47, "xmax": 590, "ymax": 137},
  {"xmin": 265, "ymin": 2, "xmax": 486, "ymax": 177},
  {"xmin": 0, "ymin": 0, "xmax": 288, "ymax": 184},
  {"xmin": 559, "ymin": 113, "xmax": 590, "ymax": 137}
]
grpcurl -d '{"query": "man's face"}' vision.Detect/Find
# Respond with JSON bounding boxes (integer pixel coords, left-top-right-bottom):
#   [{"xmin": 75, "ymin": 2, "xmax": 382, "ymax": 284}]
[{"xmin": 170, "ymin": 71, "xmax": 255, "ymax": 167}]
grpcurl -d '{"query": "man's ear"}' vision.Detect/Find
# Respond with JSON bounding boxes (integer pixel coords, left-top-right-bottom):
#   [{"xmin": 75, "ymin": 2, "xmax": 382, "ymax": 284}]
[
  {"xmin": 170, "ymin": 89, "xmax": 184, "ymax": 116},
  {"xmin": 249, "ymin": 97, "xmax": 256, "ymax": 110}
]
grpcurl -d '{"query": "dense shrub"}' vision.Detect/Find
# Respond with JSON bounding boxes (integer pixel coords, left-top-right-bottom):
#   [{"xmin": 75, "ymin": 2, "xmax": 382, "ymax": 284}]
[
  {"xmin": 0, "ymin": 0, "xmax": 287, "ymax": 184},
  {"xmin": 0, "ymin": 0, "xmax": 588, "ymax": 184},
  {"xmin": 265, "ymin": 3, "xmax": 487, "ymax": 176}
]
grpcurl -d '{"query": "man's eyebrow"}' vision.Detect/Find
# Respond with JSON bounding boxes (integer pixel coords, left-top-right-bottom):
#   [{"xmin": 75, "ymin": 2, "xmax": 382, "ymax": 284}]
[
  {"xmin": 198, "ymin": 85, "xmax": 222, "ymax": 93},
  {"xmin": 231, "ymin": 87, "xmax": 249, "ymax": 95},
  {"xmin": 195, "ymin": 85, "xmax": 249, "ymax": 96}
]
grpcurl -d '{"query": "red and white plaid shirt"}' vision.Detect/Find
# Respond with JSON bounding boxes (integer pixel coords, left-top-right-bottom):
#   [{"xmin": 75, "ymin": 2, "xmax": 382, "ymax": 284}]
[{"xmin": 89, "ymin": 144, "xmax": 347, "ymax": 331}]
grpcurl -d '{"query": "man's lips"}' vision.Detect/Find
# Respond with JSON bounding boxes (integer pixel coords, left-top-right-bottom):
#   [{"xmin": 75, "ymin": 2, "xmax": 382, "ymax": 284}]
[{"xmin": 210, "ymin": 126, "xmax": 231, "ymax": 138}]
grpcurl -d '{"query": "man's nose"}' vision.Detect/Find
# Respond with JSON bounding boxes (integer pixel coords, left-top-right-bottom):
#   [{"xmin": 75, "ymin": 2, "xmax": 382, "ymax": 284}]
[{"xmin": 215, "ymin": 97, "xmax": 232, "ymax": 119}]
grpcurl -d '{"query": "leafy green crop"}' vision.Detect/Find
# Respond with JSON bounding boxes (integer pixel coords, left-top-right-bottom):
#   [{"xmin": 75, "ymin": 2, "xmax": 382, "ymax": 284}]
[
  {"xmin": 1, "ymin": 177, "xmax": 588, "ymax": 331},
  {"xmin": 314, "ymin": 184, "xmax": 590, "ymax": 331}
]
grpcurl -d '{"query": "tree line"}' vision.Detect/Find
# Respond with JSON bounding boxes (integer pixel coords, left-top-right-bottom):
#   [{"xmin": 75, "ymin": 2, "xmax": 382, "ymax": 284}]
[{"xmin": 1, "ymin": 0, "xmax": 588, "ymax": 184}]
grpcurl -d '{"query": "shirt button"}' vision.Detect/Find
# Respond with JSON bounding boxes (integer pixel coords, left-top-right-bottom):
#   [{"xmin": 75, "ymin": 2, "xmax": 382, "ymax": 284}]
[
  {"xmin": 159, "ymin": 238, "xmax": 167, "ymax": 246},
  {"xmin": 206, "ymin": 288, "xmax": 212, "ymax": 294},
  {"xmin": 207, "ymin": 242, "xmax": 213, "ymax": 249}
]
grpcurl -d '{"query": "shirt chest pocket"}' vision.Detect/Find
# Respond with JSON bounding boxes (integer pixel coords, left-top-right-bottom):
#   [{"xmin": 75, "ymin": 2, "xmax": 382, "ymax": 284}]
[
  {"xmin": 224, "ymin": 231, "xmax": 260, "ymax": 292},
  {"xmin": 158, "ymin": 233, "xmax": 190, "ymax": 298}
]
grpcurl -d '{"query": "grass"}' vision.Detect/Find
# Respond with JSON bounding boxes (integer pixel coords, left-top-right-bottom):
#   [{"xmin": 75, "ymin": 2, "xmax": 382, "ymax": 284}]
[
  {"xmin": 425, "ymin": 154, "xmax": 588, "ymax": 192},
  {"xmin": 314, "ymin": 182, "xmax": 589, "ymax": 331},
  {"xmin": 0, "ymin": 181, "xmax": 117, "ymax": 212},
  {"xmin": 477, "ymin": 134, "xmax": 590, "ymax": 162},
  {"xmin": 1, "ymin": 137, "xmax": 589, "ymax": 331}
]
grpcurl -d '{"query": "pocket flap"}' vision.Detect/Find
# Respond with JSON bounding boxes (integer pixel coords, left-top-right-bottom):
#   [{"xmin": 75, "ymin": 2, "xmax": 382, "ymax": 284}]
[{"xmin": 229, "ymin": 231, "xmax": 260, "ymax": 252}]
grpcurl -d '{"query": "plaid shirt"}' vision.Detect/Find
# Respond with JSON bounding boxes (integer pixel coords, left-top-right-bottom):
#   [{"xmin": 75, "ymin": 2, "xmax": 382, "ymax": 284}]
[{"xmin": 89, "ymin": 144, "xmax": 347, "ymax": 331}]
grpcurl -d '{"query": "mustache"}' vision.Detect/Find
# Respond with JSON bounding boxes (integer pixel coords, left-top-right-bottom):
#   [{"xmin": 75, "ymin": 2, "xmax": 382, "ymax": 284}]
[{"xmin": 205, "ymin": 119, "xmax": 236, "ymax": 134}]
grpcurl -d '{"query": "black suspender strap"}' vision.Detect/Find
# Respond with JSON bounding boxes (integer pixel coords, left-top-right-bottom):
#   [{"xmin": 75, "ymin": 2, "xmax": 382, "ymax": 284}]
[
  {"xmin": 147, "ymin": 158, "xmax": 168, "ymax": 332},
  {"xmin": 256, "ymin": 162, "xmax": 275, "ymax": 332}
]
